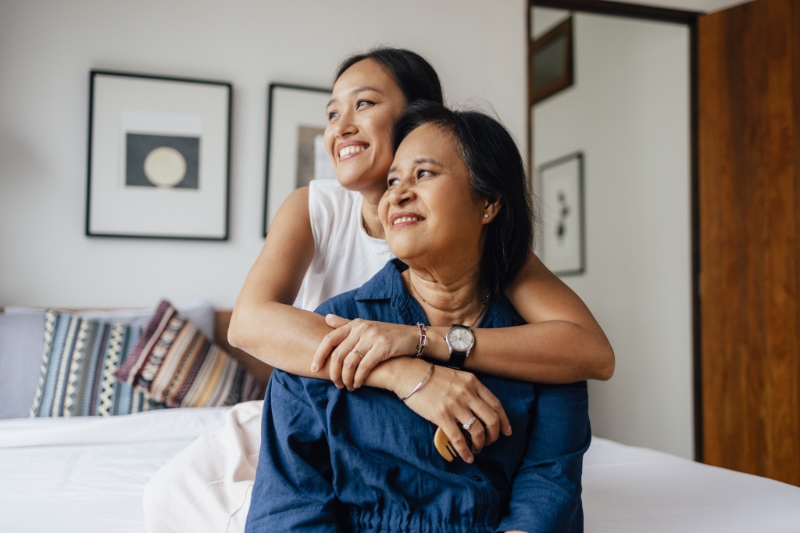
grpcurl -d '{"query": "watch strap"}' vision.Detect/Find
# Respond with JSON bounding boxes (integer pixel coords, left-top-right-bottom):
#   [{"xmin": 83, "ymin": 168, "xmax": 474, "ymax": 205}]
[{"xmin": 447, "ymin": 349, "xmax": 468, "ymax": 370}]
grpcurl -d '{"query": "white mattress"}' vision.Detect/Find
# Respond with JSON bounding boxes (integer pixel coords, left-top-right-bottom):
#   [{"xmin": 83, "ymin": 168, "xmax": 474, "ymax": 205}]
[
  {"xmin": 1, "ymin": 407, "xmax": 799, "ymax": 532},
  {"xmin": 0, "ymin": 408, "xmax": 230, "ymax": 532},
  {"xmin": 583, "ymin": 437, "xmax": 800, "ymax": 532}
]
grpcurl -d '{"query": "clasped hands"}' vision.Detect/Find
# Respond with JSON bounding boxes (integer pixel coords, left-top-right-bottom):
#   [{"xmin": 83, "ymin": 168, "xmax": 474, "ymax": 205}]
[{"xmin": 311, "ymin": 314, "xmax": 512, "ymax": 464}]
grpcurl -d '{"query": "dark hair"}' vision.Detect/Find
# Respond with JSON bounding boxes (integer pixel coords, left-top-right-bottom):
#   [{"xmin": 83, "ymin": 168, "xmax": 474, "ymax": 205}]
[
  {"xmin": 335, "ymin": 47, "xmax": 444, "ymax": 106},
  {"xmin": 392, "ymin": 101, "xmax": 534, "ymax": 294}
]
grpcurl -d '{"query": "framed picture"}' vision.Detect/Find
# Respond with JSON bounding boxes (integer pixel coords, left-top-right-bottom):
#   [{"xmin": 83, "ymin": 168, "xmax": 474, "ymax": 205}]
[
  {"xmin": 537, "ymin": 152, "xmax": 585, "ymax": 276},
  {"xmin": 529, "ymin": 16, "xmax": 574, "ymax": 105},
  {"xmin": 86, "ymin": 70, "xmax": 232, "ymax": 240},
  {"xmin": 263, "ymin": 83, "xmax": 334, "ymax": 237}
]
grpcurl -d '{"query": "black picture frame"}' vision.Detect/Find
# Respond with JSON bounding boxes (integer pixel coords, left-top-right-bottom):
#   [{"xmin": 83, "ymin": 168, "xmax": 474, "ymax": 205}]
[
  {"xmin": 537, "ymin": 151, "xmax": 585, "ymax": 276},
  {"xmin": 530, "ymin": 16, "xmax": 574, "ymax": 105},
  {"xmin": 263, "ymin": 83, "xmax": 333, "ymax": 237},
  {"xmin": 86, "ymin": 70, "xmax": 232, "ymax": 240}
]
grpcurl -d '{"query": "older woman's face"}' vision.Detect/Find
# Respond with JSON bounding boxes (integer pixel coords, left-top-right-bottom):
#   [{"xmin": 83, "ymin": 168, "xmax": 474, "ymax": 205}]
[{"xmin": 380, "ymin": 123, "xmax": 487, "ymax": 268}]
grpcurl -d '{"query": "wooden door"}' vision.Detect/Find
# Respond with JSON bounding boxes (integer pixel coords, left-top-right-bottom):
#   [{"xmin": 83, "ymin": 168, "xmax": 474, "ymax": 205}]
[{"xmin": 698, "ymin": 0, "xmax": 800, "ymax": 486}]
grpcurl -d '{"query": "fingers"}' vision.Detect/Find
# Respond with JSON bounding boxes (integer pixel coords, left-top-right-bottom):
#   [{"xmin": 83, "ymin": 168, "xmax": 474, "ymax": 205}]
[
  {"xmin": 439, "ymin": 418, "xmax": 476, "ymax": 464},
  {"xmin": 316, "ymin": 319, "xmax": 420, "ymax": 390},
  {"xmin": 325, "ymin": 314, "xmax": 351, "ymax": 328},
  {"xmin": 468, "ymin": 387, "xmax": 510, "ymax": 445},
  {"xmin": 403, "ymin": 367, "xmax": 511, "ymax": 462},
  {"xmin": 310, "ymin": 315, "xmax": 349, "ymax": 373},
  {"xmin": 339, "ymin": 348, "xmax": 368, "ymax": 390}
]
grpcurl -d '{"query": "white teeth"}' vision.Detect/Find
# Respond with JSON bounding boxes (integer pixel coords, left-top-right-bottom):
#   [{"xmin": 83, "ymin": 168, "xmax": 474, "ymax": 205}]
[
  {"xmin": 339, "ymin": 145, "xmax": 365, "ymax": 158},
  {"xmin": 393, "ymin": 216, "xmax": 420, "ymax": 225}
]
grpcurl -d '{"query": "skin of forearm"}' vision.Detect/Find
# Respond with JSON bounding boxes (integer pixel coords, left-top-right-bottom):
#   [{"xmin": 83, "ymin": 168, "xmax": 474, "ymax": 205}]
[
  {"xmin": 421, "ymin": 321, "xmax": 614, "ymax": 383},
  {"xmin": 229, "ymin": 301, "xmax": 333, "ymax": 379},
  {"xmin": 229, "ymin": 304, "xmax": 423, "ymax": 396}
]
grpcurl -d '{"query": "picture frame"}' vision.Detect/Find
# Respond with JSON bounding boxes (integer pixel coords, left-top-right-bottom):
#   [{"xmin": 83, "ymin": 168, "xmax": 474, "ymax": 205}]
[
  {"xmin": 529, "ymin": 16, "xmax": 574, "ymax": 105},
  {"xmin": 86, "ymin": 70, "xmax": 232, "ymax": 240},
  {"xmin": 263, "ymin": 83, "xmax": 334, "ymax": 237},
  {"xmin": 537, "ymin": 151, "xmax": 585, "ymax": 276}
]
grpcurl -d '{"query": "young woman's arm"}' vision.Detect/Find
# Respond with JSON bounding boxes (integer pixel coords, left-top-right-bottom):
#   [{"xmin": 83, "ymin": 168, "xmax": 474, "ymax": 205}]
[
  {"xmin": 315, "ymin": 252, "xmax": 614, "ymax": 388},
  {"xmin": 228, "ymin": 187, "xmax": 333, "ymax": 376}
]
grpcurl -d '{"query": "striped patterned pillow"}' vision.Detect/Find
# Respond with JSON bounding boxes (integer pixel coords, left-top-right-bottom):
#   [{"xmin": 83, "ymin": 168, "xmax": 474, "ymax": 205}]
[
  {"xmin": 29, "ymin": 311, "xmax": 166, "ymax": 417},
  {"xmin": 115, "ymin": 300, "xmax": 262, "ymax": 408}
]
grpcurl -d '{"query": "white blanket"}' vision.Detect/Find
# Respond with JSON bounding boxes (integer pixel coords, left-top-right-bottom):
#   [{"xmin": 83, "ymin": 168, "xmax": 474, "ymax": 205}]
[
  {"xmin": 2, "ymin": 405, "xmax": 800, "ymax": 532},
  {"xmin": 0, "ymin": 408, "xmax": 229, "ymax": 532},
  {"xmin": 583, "ymin": 438, "xmax": 800, "ymax": 532}
]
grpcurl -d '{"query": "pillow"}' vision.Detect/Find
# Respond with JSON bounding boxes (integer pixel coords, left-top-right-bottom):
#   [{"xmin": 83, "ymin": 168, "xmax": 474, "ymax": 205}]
[
  {"xmin": 0, "ymin": 299, "xmax": 215, "ymax": 419},
  {"xmin": 28, "ymin": 311, "xmax": 166, "ymax": 417},
  {"xmin": 115, "ymin": 300, "xmax": 262, "ymax": 408},
  {"xmin": 0, "ymin": 312, "xmax": 49, "ymax": 418}
]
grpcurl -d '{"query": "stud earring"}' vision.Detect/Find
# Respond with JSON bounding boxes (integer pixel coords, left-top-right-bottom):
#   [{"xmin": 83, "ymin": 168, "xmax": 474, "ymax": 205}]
[{"xmin": 483, "ymin": 213, "xmax": 489, "ymax": 219}]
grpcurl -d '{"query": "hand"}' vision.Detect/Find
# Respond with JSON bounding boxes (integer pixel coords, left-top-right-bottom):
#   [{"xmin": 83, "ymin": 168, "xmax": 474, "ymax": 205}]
[
  {"xmin": 311, "ymin": 314, "xmax": 419, "ymax": 390},
  {"xmin": 394, "ymin": 359, "xmax": 513, "ymax": 463}
]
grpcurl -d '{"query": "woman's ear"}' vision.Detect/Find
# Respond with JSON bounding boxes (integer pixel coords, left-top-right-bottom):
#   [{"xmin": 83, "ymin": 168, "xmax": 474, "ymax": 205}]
[{"xmin": 482, "ymin": 198, "xmax": 501, "ymax": 224}]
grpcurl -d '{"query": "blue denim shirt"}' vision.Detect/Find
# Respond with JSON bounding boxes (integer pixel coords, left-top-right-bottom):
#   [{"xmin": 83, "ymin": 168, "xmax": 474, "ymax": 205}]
[{"xmin": 246, "ymin": 259, "xmax": 590, "ymax": 533}]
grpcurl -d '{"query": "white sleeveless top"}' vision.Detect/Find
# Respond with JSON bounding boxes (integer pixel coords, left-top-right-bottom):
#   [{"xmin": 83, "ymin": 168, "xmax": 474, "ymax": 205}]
[{"xmin": 296, "ymin": 179, "xmax": 394, "ymax": 311}]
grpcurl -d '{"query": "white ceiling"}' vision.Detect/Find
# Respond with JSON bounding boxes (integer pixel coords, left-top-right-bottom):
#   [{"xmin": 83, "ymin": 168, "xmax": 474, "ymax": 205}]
[{"xmin": 606, "ymin": 0, "xmax": 751, "ymax": 13}]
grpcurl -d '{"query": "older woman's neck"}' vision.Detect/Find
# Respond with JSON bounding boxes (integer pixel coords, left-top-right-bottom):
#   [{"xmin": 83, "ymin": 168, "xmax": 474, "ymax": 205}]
[{"xmin": 405, "ymin": 267, "xmax": 487, "ymax": 328}]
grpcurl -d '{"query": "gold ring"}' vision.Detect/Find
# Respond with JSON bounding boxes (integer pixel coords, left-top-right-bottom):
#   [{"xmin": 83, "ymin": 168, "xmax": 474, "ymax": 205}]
[
  {"xmin": 351, "ymin": 349, "xmax": 364, "ymax": 359},
  {"xmin": 462, "ymin": 417, "xmax": 477, "ymax": 431}
]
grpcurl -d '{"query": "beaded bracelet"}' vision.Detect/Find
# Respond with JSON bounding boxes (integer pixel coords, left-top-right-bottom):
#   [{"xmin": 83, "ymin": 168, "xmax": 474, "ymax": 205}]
[
  {"xmin": 414, "ymin": 322, "xmax": 428, "ymax": 358},
  {"xmin": 400, "ymin": 362, "xmax": 435, "ymax": 401}
]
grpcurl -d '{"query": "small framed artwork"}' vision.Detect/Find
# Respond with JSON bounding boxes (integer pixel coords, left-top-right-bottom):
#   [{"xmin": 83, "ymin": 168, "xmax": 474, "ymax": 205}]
[
  {"xmin": 529, "ymin": 16, "xmax": 574, "ymax": 105},
  {"xmin": 537, "ymin": 151, "xmax": 585, "ymax": 276},
  {"xmin": 86, "ymin": 70, "xmax": 232, "ymax": 240},
  {"xmin": 263, "ymin": 83, "xmax": 334, "ymax": 237}
]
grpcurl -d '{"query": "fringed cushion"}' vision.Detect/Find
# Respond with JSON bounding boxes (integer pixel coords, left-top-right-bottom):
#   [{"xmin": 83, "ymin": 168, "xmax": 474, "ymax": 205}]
[{"xmin": 115, "ymin": 300, "xmax": 262, "ymax": 408}]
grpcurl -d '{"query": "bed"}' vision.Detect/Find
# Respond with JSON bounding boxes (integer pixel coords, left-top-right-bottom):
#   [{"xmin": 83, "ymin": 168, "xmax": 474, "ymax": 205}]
[{"xmin": 2, "ymin": 304, "xmax": 800, "ymax": 532}]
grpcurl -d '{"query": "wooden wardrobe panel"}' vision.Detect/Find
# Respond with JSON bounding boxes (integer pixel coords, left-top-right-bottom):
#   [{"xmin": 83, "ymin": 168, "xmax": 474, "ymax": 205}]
[{"xmin": 698, "ymin": 0, "xmax": 800, "ymax": 486}]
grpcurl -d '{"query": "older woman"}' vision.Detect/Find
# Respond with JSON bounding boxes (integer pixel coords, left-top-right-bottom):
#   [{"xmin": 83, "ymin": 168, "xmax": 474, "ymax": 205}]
[{"xmin": 245, "ymin": 102, "xmax": 591, "ymax": 533}]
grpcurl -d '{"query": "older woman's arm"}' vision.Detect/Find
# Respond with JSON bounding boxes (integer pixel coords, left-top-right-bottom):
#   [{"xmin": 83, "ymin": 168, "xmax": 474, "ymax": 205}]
[
  {"xmin": 246, "ymin": 369, "xmax": 339, "ymax": 531},
  {"xmin": 498, "ymin": 380, "xmax": 591, "ymax": 532}
]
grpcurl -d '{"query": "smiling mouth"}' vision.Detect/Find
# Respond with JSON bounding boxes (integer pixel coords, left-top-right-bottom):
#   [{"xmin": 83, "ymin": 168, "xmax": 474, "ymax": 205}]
[
  {"xmin": 339, "ymin": 145, "xmax": 366, "ymax": 158},
  {"xmin": 392, "ymin": 216, "xmax": 422, "ymax": 226}
]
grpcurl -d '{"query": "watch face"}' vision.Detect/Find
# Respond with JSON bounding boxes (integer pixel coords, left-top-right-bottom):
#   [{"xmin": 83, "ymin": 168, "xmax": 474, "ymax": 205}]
[{"xmin": 447, "ymin": 326, "xmax": 474, "ymax": 352}]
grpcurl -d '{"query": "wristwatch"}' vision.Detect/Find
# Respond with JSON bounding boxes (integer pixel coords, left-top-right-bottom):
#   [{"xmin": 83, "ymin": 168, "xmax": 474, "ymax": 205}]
[{"xmin": 445, "ymin": 324, "xmax": 475, "ymax": 369}]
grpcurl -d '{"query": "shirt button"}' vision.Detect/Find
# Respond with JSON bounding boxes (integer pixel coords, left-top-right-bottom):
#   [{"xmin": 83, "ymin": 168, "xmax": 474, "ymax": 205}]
[{"xmin": 472, "ymin": 475, "xmax": 483, "ymax": 482}]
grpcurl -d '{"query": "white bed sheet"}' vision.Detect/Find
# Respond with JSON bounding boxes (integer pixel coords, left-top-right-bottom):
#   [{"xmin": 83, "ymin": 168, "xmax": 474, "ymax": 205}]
[
  {"xmin": 0, "ymin": 408, "xmax": 230, "ymax": 532},
  {"xmin": 2, "ymin": 406, "xmax": 800, "ymax": 533},
  {"xmin": 583, "ymin": 437, "xmax": 800, "ymax": 532}
]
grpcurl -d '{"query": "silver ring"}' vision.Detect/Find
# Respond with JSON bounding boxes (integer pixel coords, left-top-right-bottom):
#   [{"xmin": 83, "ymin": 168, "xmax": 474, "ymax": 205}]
[
  {"xmin": 462, "ymin": 417, "xmax": 477, "ymax": 431},
  {"xmin": 351, "ymin": 349, "xmax": 364, "ymax": 359}
]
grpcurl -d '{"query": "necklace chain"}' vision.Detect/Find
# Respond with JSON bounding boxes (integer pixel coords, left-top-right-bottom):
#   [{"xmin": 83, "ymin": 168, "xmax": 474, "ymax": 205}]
[{"xmin": 409, "ymin": 275, "xmax": 489, "ymax": 328}]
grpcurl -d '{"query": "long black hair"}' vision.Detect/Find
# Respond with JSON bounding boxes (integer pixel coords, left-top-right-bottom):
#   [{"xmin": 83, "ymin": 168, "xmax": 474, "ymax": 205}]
[
  {"xmin": 334, "ymin": 47, "xmax": 444, "ymax": 106},
  {"xmin": 392, "ymin": 101, "xmax": 534, "ymax": 294}
]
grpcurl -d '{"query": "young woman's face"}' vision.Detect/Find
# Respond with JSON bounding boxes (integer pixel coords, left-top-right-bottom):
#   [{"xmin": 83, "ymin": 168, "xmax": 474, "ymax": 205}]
[
  {"xmin": 379, "ymin": 123, "xmax": 488, "ymax": 269},
  {"xmin": 324, "ymin": 59, "xmax": 407, "ymax": 195}
]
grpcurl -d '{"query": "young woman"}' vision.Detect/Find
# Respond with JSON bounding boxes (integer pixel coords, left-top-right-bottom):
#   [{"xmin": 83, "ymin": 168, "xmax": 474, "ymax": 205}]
[{"xmin": 245, "ymin": 101, "xmax": 590, "ymax": 533}]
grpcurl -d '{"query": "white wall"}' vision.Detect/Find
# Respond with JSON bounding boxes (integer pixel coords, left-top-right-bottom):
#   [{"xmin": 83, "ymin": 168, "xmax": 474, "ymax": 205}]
[
  {"xmin": 1, "ymin": 0, "xmax": 696, "ymax": 459},
  {"xmin": 0, "ymin": 0, "xmax": 526, "ymax": 309},
  {"xmin": 533, "ymin": 10, "xmax": 694, "ymax": 458}
]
